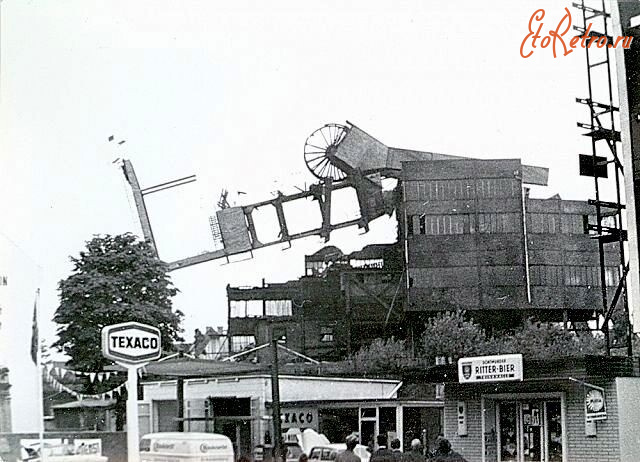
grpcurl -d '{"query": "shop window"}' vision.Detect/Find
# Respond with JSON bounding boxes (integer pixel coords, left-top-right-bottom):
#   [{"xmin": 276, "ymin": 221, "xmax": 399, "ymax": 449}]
[
  {"xmin": 265, "ymin": 300, "xmax": 292, "ymax": 317},
  {"xmin": 318, "ymin": 408, "xmax": 359, "ymax": 445},
  {"xmin": 491, "ymin": 399, "xmax": 563, "ymax": 462},
  {"xmin": 499, "ymin": 402, "xmax": 518, "ymax": 461},
  {"xmin": 379, "ymin": 407, "xmax": 397, "ymax": 440},
  {"xmin": 403, "ymin": 407, "xmax": 443, "ymax": 457}
]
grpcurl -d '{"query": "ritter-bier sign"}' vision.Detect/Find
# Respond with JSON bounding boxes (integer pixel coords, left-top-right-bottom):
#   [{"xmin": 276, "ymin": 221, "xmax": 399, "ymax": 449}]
[{"xmin": 458, "ymin": 354, "xmax": 523, "ymax": 383}]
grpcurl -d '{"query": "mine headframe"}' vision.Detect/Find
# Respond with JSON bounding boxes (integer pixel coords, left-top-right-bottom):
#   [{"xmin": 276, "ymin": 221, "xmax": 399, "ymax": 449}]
[
  {"xmin": 120, "ymin": 121, "xmax": 549, "ymax": 271},
  {"xmin": 120, "ymin": 122, "xmax": 397, "ymax": 271}
]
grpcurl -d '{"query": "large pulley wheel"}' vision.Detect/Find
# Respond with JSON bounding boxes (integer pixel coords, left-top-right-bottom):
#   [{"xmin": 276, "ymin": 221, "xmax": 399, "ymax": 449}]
[{"xmin": 304, "ymin": 123, "xmax": 349, "ymax": 181}]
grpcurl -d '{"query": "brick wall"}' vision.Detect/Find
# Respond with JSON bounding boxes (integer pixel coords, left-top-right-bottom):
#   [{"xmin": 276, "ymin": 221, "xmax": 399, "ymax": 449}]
[
  {"xmin": 443, "ymin": 387, "xmax": 483, "ymax": 462},
  {"xmin": 444, "ymin": 379, "xmax": 622, "ymax": 462},
  {"xmin": 565, "ymin": 380, "xmax": 619, "ymax": 462}
]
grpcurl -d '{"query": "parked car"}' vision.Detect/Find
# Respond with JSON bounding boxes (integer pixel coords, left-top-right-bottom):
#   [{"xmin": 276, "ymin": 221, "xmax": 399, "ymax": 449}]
[{"xmin": 308, "ymin": 444, "xmax": 370, "ymax": 462}]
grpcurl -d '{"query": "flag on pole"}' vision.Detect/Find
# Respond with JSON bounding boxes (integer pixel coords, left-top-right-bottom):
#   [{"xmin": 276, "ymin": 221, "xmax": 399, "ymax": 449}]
[
  {"xmin": 30, "ymin": 297, "xmax": 38, "ymax": 364},
  {"xmin": 31, "ymin": 289, "xmax": 46, "ymax": 462}
]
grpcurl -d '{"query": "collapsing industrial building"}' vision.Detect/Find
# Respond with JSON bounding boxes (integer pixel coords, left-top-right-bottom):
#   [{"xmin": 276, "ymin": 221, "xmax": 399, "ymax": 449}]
[
  {"xmin": 119, "ymin": 120, "xmax": 632, "ymax": 460},
  {"xmin": 222, "ymin": 123, "xmax": 622, "ymax": 361}
]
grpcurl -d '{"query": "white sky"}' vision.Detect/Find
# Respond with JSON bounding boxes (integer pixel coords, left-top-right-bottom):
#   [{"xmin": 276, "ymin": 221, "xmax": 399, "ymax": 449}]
[{"xmin": 0, "ymin": 0, "xmax": 628, "ymax": 431}]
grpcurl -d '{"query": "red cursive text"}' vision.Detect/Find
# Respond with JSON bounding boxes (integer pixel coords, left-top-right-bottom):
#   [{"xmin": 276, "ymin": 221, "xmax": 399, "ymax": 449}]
[{"xmin": 520, "ymin": 8, "xmax": 633, "ymax": 58}]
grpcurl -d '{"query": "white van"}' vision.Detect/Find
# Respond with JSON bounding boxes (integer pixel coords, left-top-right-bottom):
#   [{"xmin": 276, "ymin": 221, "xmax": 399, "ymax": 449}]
[{"xmin": 140, "ymin": 433, "xmax": 234, "ymax": 462}]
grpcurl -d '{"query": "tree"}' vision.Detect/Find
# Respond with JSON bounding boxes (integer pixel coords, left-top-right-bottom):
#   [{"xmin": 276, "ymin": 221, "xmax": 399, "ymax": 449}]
[
  {"xmin": 420, "ymin": 311, "xmax": 604, "ymax": 363},
  {"xmin": 421, "ymin": 311, "xmax": 489, "ymax": 361},
  {"xmin": 492, "ymin": 319, "xmax": 604, "ymax": 360},
  {"xmin": 350, "ymin": 337, "xmax": 410, "ymax": 372},
  {"xmin": 53, "ymin": 233, "xmax": 184, "ymax": 371}
]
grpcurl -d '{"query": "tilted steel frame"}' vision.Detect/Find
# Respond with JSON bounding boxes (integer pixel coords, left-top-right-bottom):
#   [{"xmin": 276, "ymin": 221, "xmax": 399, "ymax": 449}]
[{"xmin": 121, "ymin": 159, "xmax": 384, "ymax": 272}]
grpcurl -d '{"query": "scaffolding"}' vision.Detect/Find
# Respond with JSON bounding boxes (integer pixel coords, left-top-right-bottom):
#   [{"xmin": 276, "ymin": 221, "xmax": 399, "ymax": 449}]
[{"xmin": 575, "ymin": 0, "xmax": 632, "ymax": 355}]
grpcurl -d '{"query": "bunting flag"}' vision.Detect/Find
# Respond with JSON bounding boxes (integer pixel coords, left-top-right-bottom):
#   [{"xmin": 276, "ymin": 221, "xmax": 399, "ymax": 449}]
[
  {"xmin": 43, "ymin": 365, "xmax": 121, "ymax": 383},
  {"xmin": 43, "ymin": 366, "xmax": 126, "ymax": 400}
]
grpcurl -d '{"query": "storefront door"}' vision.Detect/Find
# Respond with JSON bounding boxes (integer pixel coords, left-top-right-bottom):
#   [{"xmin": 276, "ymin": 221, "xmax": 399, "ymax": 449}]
[
  {"xmin": 495, "ymin": 399, "xmax": 563, "ymax": 462},
  {"xmin": 359, "ymin": 408, "xmax": 377, "ymax": 450}
]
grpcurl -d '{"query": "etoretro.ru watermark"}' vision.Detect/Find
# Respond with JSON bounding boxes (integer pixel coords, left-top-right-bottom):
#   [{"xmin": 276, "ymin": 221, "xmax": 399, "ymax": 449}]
[{"xmin": 520, "ymin": 7, "xmax": 633, "ymax": 58}]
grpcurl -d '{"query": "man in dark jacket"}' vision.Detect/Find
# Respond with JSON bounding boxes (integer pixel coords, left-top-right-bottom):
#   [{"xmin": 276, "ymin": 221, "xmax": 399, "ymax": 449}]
[
  {"xmin": 428, "ymin": 438, "xmax": 467, "ymax": 462},
  {"xmin": 401, "ymin": 439, "xmax": 425, "ymax": 462},
  {"xmin": 370, "ymin": 435, "xmax": 395, "ymax": 462}
]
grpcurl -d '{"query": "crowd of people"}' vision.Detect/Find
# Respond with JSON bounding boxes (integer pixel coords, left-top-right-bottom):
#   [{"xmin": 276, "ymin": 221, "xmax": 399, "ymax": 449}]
[{"xmin": 318, "ymin": 434, "xmax": 467, "ymax": 462}]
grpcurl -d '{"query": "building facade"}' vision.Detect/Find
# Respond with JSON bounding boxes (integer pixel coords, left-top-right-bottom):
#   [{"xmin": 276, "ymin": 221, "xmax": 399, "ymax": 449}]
[
  {"xmin": 138, "ymin": 359, "xmax": 441, "ymax": 457},
  {"xmin": 227, "ymin": 244, "xmax": 404, "ymax": 361},
  {"xmin": 401, "ymin": 159, "xmax": 620, "ymax": 331},
  {"xmin": 227, "ymin": 158, "xmax": 622, "ymax": 361},
  {"xmin": 407, "ymin": 356, "xmax": 640, "ymax": 462}
]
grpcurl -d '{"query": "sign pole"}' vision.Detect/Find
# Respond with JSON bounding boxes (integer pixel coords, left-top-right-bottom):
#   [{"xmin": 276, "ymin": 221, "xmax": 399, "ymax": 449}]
[
  {"xmin": 101, "ymin": 322, "xmax": 161, "ymax": 462},
  {"xmin": 124, "ymin": 363, "xmax": 142, "ymax": 462}
]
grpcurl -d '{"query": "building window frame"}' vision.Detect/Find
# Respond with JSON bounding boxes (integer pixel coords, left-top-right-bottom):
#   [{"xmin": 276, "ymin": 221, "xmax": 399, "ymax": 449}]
[{"xmin": 230, "ymin": 335, "xmax": 256, "ymax": 352}]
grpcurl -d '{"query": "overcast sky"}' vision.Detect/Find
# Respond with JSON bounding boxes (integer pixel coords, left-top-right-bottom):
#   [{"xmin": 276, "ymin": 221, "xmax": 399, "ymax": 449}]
[{"xmin": 0, "ymin": 0, "xmax": 625, "ymax": 431}]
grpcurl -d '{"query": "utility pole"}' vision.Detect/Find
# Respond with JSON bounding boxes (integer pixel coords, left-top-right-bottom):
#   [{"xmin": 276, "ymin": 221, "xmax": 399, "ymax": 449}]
[
  {"xmin": 269, "ymin": 323, "xmax": 283, "ymax": 462},
  {"xmin": 176, "ymin": 378, "xmax": 184, "ymax": 432}
]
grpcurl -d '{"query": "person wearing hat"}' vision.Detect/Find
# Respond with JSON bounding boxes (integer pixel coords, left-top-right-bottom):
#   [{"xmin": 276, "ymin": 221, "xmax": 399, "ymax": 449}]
[
  {"xmin": 336, "ymin": 434, "xmax": 361, "ymax": 462},
  {"xmin": 401, "ymin": 439, "xmax": 425, "ymax": 462}
]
